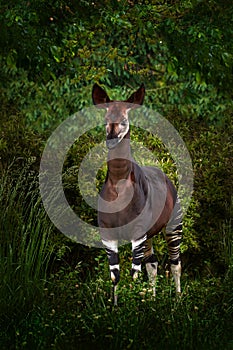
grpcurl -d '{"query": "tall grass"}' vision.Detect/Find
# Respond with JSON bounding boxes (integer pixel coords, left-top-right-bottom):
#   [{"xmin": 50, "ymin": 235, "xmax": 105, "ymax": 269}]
[
  {"xmin": 0, "ymin": 167, "xmax": 54, "ymax": 330},
  {"xmin": 15, "ymin": 263, "xmax": 231, "ymax": 350},
  {"xmin": 0, "ymin": 167, "xmax": 232, "ymax": 349}
]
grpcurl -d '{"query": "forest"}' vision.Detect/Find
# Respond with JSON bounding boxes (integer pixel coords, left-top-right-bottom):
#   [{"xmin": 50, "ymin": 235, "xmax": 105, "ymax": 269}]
[{"xmin": 0, "ymin": 1, "xmax": 232, "ymax": 349}]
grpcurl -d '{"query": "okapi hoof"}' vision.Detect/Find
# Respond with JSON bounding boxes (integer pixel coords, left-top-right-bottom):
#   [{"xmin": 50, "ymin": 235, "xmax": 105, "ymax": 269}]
[
  {"xmin": 110, "ymin": 268, "xmax": 120, "ymax": 286},
  {"xmin": 130, "ymin": 268, "xmax": 140, "ymax": 280}
]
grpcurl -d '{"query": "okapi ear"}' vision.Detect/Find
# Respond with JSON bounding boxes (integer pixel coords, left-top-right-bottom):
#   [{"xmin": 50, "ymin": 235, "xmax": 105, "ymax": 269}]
[
  {"xmin": 92, "ymin": 83, "xmax": 111, "ymax": 106},
  {"xmin": 126, "ymin": 84, "xmax": 145, "ymax": 105}
]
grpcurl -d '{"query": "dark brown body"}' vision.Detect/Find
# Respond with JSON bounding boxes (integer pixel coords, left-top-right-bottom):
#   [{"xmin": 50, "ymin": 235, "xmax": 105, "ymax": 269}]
[{"xmin": 98, "ymin": 159, "xmax": 177, "ymax": 242}]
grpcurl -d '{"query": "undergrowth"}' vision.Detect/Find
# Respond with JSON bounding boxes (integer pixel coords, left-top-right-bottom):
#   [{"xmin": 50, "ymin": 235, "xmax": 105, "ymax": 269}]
[
  {"xmin": 0, "ymin": 168, "xmax": 232, "ymax": 350},
  {"xmin": 1, "ymin": 258, "xmax": 232, "ymax": 350}
]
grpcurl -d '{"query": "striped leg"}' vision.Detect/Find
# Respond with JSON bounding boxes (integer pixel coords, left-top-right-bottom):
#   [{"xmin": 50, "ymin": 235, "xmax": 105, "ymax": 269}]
[
  {"xmin": 102, "ymin": 239, "xmax": 119, "ymax": 305},
  {"xmin": 144, "ymin": 239, "xmax": 158, "ymax": 297},
  {"xmin": 165, "ymin": 197, "xmax": 182, "ymax": 293},
  {"xmin": 131, "ymin": 235, "xmax": 147, "ymax": 280}
]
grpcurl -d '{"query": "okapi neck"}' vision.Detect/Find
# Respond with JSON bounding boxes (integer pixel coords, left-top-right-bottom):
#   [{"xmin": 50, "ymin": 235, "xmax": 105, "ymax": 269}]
[{"xmin": 107, "ymin": 137, "xmax": 132, "ymax": 183}]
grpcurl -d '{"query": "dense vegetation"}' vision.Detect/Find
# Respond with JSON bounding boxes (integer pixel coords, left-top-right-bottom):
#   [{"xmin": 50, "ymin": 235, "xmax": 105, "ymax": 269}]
[{"xmin": 0, "ymin": 1, "xmax": 232, "ymax": 349}]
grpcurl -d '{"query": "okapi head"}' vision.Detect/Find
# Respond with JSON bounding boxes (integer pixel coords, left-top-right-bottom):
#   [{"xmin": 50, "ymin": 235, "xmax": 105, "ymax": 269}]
[{"xmin": 92, "ymin": 83, "xmax": 145, "ymax": 149}]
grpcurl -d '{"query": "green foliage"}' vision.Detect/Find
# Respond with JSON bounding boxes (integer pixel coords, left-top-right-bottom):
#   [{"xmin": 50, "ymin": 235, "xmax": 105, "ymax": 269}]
[
  {"xmin": 1, "ymin": 0, "xmax": 232, "ymax": 128},
  {"xmin": 0, "ymin": 64, "xmax": 92, "ymax": 133},
  {"xmin": 0, "ymin": 107, "xmax": 43, "ymax": 169},
  {"xmin": 1, "ymin": 255, "xmax": 232, "ymax": 349},
  {"xmin": 188, "ymin": 117, "xmax": 233, "ymax": 268},
  {"xmin": 0, "ymin": 167, "xmax": 55, "ymax": 324}
]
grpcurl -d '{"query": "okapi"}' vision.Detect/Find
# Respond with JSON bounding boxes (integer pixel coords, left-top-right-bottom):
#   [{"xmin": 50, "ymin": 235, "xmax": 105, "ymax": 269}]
[{"xmin": 92, "ymin": 83, "xmax": 182, "ymax": 305}]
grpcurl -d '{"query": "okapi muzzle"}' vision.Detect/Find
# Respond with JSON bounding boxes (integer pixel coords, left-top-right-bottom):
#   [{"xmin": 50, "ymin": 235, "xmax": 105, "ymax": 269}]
[{"xmin": 105, "ymin": 115, "xmax": 129, "ymax": 150}]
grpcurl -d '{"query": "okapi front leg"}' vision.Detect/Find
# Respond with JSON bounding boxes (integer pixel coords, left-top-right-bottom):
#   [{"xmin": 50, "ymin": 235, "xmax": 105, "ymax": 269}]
[
  {"xmin": 131, "ymin": 235, "xmax": 147, "ymax": 280},
  {"xmin": 144, "ymin": 239, "xmax": 158, "ymax": 297},
  {"xmin": 102, "ymin": 240, "xmax": 119, "ymax": 305}
]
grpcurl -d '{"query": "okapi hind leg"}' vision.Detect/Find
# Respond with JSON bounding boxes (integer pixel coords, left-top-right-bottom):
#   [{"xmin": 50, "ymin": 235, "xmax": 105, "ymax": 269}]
[
  {"xmin": 144, "ymin": 238, "xmax": 158, "ymax": 297},
  {"xmin": 165, "ymin": 197, "xmax": 182, "ymax": 294},
  {"xmin": 170, "ymin": 260, "xmax": 181, "ymax": 294},
  {"xmin": 131, "ymin": 235, "xmax": 147, "ymax": 280}
]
